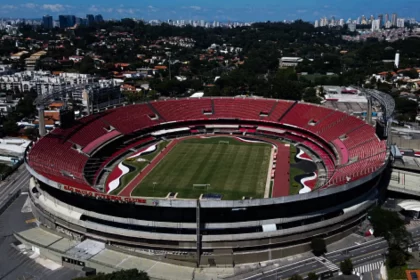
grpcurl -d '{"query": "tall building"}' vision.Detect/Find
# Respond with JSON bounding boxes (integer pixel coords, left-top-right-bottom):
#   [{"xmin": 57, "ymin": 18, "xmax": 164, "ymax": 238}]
[
  {"xmin": 42, "ymin": 15, "xmax": 53, "ymax": 29},
  {"xmin": 397, "ymin": 18, "xmax": 405, "ymax": 28},
  {"xmin": 58, "ymin": 15, "xmax": 76, "ymax": 28},
  {"xmin": 385, "ymin": 13, "xmax": 389, "ymax": 23},
  {"xmin": 86, "ymin": 14, "xmax": 95, "ymax": 26},
  {"xmin": 392, "ymin": 13, "xmax": 398, "ymax": 26},
  {"xmin": 339, "ymin": 19, "xmax": 345, "ymax": 26},
  {"xmin": 378, "ymin": 14, "xmax": 383, "ymax": 27},
  {"xmin": 314, "ymin": 20, "xmax": 319, "ymax": 28},
  {"xmin": 371, "ymin": 19, "xmax": 381, "ymax": 31},
  {"xmin": 58, "ymin": 15, "xmax": 66, "ymax": 28},
  {"xmin": 94, "ymin": 14, "xmax": 104, "ymax": 23},
  {"xmin": 348, "ymin": 23, "xmax": 356, "ymax": 32}
]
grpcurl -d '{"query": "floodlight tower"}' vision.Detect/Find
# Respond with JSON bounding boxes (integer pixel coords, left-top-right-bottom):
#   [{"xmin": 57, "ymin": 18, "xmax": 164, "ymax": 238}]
[{"xmin": 37, "ymin": 105, "xmax": 46, "ymax": 137}]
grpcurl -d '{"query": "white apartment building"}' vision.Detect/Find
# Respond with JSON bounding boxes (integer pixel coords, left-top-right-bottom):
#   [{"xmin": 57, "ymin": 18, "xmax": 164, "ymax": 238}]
[
  {"xmin": 279, "ymin": 57, "xmax": 303, "ymax": 68},
  {"xmin": 0, "ymin": 71, "xmax": 98, "ymax": 95},
  {"xmin": 397, "ymin": 18, "xmax": 405, "ymax": 28},
  {"xmin": 371, "ymin": 19, "xmax": 381, "ymax": 31}
]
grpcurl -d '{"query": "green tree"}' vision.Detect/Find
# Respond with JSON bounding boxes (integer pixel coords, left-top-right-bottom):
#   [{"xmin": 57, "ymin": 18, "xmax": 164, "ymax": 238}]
[
  {"xmin": 387, "ymin": 245, "xmax": 408, "ymax": 268},
  {"xmin": 368, "ymin": 207, "xmax": 411, "ymax": 249},
  {"xmin": 2, "ymin": 118, "xmax": 19, "ymax": 135},
  {"xmin": 311, "ymin": 237, "xmax": 327, "ymax": 256},
  {"xmin": 79, "ymin": 57, "xmax": 96, "ymax": 74},
  {"xmin": 74, "ymin": 269, "xmax": 150, "ymax": 280},
  {"xmin": 340, "ymin": 258, "xmax": 353, "ymax": 275},
  {"xmin": 303, "ymin": 87, "xmax": 321, "ymax": 104},
  {"xmin": 369, "ymin": 207, "xmax": 411, "ymax": 270},
  {"xmin": 307, "ymin": 272, "xmax": 318, "ymax": 280},
  {"xmin": 289, "ymin": 274, "xmax": 303, "ymax": 280}
]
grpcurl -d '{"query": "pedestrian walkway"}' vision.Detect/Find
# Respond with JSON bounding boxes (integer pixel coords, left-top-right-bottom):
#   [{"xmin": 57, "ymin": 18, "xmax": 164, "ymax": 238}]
[
  {"xmin": 354, "ymin": 261, "xmax": 383, "ymax": 274},
  {"xmin": 314, "ymin": 256, "xmax": 339, "ymax": 271}
]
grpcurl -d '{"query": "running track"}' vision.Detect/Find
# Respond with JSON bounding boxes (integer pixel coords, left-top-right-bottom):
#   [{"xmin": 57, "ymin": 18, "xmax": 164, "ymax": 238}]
[
  {"xmin": 119, "ymin": 139, "xmax": 179, "ymax": 196},
  {"xmin": 272, "ymin": 144, "xmax": 290, "ymax": 197}
]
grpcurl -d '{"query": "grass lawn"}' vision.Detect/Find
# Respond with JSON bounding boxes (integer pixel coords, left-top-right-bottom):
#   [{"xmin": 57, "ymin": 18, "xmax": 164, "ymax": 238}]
[
  {"xmin": 132, "ymin": 137, "xmax": 272, "ymax": 200},
  {"xmin": 289, "ymin": 145, "xmax": 305, "ymax": 195},
  {"xmin": 110, "ymin": 141, "xmax": 168, "ymax": 195},
  {"xmin": 289, "ymin": 167, "xmax": 305, "ymax": 195},
  {"xmin": 290, "ymin": 145, "xmax": 298, "ymax": 164},
  {"xmin": 387, "ymin": 264, "xmax": 407, "ymax": 280}
]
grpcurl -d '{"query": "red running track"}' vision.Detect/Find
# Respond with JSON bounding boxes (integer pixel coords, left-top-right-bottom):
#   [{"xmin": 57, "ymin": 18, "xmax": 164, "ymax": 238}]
[
  {"xmin": 272, "ymin": 144, "xmax": 290, "ymax": 197},
  {"xmin": 119, "ymin": 139, "xmax": 179, "ymax": 196}
]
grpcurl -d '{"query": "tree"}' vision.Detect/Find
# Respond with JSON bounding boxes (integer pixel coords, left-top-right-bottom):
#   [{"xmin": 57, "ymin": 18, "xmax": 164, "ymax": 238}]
[
  {"xmin": 3, "ymin": 118, "xmax": 19, "ymax": 135},
  {"xmin": 368, "ymin": 207, "xmax": 411, "ymax": 249},
  {"xmin": 303, "ymin": 87, "xmax": 321, "ymax": 104},
  {"xmin": 78, "ymin": 57, "xmax": 96, "ymax": 74},
  {"xmin": 387, "ymin": 245, "xmax": 408, "ymax": 268},
  {"xmin": 74, "ymin": 269, "xmax": 150, "ymax": 280},
  {"xmin": 340, "ymin": 258, "xmax": 353, "ymax": 275},
  {"xmin": 311, "ymin": 237, "xmax": 327, "ymax": 256},
  {"xmin": 307, "ymin": 272, "xmax": 318, "ymax": 280},
  {"xmin": 369, "ymin": 207, "xmax": 411, "ymax": 270},
  {"xmin": 289, "ymin": 274, "xmax": 303, "ymax": 280}
]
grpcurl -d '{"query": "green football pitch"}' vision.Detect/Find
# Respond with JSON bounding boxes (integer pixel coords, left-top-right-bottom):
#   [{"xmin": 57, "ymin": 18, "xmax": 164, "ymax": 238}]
[{"xmin": 131, "ymin": 137, "xmax": 272, "ymax": 200}]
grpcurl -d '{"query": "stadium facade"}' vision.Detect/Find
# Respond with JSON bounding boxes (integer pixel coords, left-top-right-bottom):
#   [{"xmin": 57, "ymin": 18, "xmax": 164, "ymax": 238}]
[{"xmin": 24, "ymin": 96, "xmax": 392, "ymax": 267}]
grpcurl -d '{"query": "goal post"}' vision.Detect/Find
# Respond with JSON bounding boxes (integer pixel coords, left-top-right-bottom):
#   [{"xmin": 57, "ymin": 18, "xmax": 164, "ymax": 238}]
[{"xmin": 193, "ymin": 184, "xmax": 211, "ymax": 191}]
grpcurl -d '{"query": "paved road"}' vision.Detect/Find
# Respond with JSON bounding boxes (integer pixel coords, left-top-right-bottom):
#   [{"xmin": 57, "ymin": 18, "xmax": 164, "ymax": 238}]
[
  {"xmin": 0, "ymin": 168, "xmax": 83, "ymax": 280},
  {"xmin": 0, "ymin": 165, "xmax": 31, "ymax": 211},
  {"xmin": 229, "ymin": 223, "xmax": 420, "ymax": 280},
  {"xmin": 227, "ymin": 238, "xmax": 389, "ymax": 280}
]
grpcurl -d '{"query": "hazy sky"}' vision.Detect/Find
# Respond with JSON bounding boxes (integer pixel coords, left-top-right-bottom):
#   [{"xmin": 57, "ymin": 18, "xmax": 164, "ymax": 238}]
[{"xmin": 0, "ymin": 0, "xmax": 418, "ymax": 21}]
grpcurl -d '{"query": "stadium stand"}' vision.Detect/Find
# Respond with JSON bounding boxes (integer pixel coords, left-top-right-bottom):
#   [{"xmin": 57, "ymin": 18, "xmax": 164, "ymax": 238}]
[
  {"xmin": 28, "ymin": 135, "xmax": 88, "ymax": 183},
  {"xmin": 51, "ymin": 113, "xmax": 110, "ymax": 147},
  {"xmin": 150, "ymin": 99, "xmax": 213, "ymax": 121},
  {"xmin": 101, "ymin": 104, "xmax": 161, "ymax": 134},
  {"xmin": 281, "ymin": 103, "xmax": 333, "ymax": 127},
  {"xmin": 212, "ymin": 98, "xmax": 278, "ymax": 119},
  {"xmin": 27, "ymin": 98, "xmax": 387, "ymax": 191},
  {"xmin": 90, "ymin": 136, "xmax": 155, "ymax": 185}
]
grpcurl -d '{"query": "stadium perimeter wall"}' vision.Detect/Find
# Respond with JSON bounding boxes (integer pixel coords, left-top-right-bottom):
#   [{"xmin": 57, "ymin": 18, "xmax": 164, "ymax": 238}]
[
  {"xmin": 26, "ymin": 164, "xmax": 385, "ymax": 266},
  {"xmin": 24, "ymin": 155, "xmax": 388, "ymax": 209}
]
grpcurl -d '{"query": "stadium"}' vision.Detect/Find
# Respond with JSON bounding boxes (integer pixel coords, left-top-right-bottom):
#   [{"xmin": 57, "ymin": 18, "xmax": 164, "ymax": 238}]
[{"xmin": 24, "ymin": 94, "xmax": 393, "ymax": 267}]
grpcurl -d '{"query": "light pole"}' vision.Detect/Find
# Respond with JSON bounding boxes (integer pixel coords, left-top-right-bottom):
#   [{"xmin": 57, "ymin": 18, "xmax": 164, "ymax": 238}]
[{"xmin": 166, "ymin": 52, "xmax": 172, "ymax": 80}]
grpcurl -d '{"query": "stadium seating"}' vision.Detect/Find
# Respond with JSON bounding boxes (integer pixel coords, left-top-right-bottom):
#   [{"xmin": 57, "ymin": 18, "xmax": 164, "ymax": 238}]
[
  {"xmin": 212, "ymin": 98, "xmax": 276, "ymax": 119},
  {"xmin": 329, "ymin": 151, "xmax": 386, "ymax": 185},
  {"xmin": 281, "ymin": 103, "xmax": 333, "ymax": 128},
  {"xmin": 90, "ymin": 136, "xmax": 155, "ymax": 185},
  {"xmin": 342, "ymin": 124, "xmax": 377, "ymax": 150},
  {"xmin": 266, "ymin": 101, "xmax": 295, "ymax": 121},
  {"xmin": 102, "ymin": 104, "xmax": 161, "ymax": 134},
  {"xmin": 28, "ymin": 134, "xmax": 88, "ymax": 183},
  {"xmin": 27, "ymin": 98, "xmax": 387, "ymax": 191},
  {"xmin": 150, "ymin": 99, "xmax": 213, "ymax": 121},
  {"xmin": 51, "ymin": 114, "xmax": 110, "ymax": 147}
]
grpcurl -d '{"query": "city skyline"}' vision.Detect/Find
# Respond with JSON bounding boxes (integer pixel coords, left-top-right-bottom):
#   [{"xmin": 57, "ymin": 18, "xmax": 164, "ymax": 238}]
[{"xmin": 0, "ymin": 0, "xmax": 419, "ymax": 22}]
